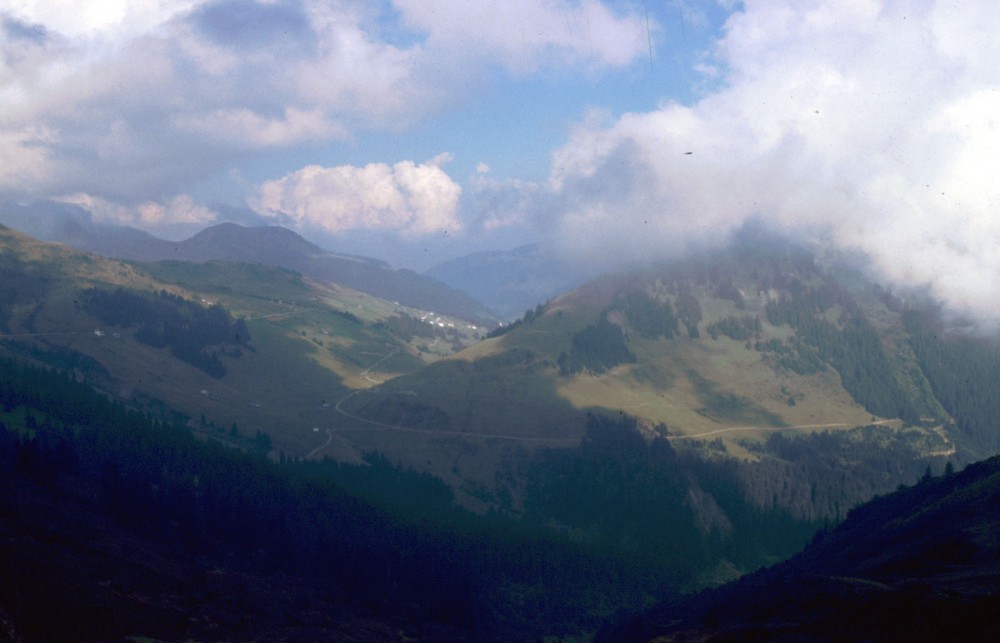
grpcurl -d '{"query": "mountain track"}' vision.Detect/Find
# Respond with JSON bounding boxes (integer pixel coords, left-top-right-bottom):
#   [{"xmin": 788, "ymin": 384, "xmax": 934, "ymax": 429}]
[{"xmin": 667, "ymin": 419, "xmax": 897, "ymax": 441}]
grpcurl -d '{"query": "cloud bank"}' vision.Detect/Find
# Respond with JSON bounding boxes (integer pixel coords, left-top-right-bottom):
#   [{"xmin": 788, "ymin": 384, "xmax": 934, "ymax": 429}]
[
  {"xmin": 0, "ymin": 0, "xmax": 648, "ymax": 234},
  {"xmin": 393, "ymin": 0, "xmax": 649, "ymax": 73},
  {"xmin": 544, "ymin": 1, "xmax": 1000, "ymax": 324},
  {"xmin": 255, "ymin": 155, "xmax": 462, "ymax": 236}
]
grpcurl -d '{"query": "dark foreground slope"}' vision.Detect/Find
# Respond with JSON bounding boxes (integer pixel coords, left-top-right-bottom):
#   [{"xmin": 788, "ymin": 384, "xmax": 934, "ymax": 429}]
[
  {"xmin": 0, "ymin": 357, "xmax": 673, "ymax": 641},
  {"xmin": 603, "ymin": 455, "xmax": 1000, "ymax": 642}
]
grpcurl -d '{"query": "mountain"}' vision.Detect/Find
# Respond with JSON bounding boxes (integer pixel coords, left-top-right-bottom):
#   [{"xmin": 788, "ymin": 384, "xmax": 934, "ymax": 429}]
[
  {"xmin": 345, "ymin": 234, "xmax": 979, "ymax": 455},
  {"xmin": 3, "ymin": 222, "xmax": 1000, "ymax": 637},
  {"xmin": 0, "ymin": 223, "xmax": 485, "ymax": 462},
  {"xmin": 0, "ymin": 202, "xmax": 498, "ymax": 324},
  {"xmin": 602, "ymin": 455, "xmax": 1000, "ymax": 641},
  {"xmin": 424, "ymin": 243, "xmax": 599, "ymax": 320},
  {"xmin": 334, "ymin": 231, "xmax": 1000, "ymax": 574},
  {"xmin": 0, "ymin": 199, "xmax": 172, "ymax": 258}
]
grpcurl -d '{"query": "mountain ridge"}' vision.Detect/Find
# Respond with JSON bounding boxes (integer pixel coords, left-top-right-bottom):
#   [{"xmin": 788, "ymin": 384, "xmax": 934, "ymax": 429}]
[
  {"xmin": 350, "ymin": 236, "xmax": 961, "ymax": 449},
  {"xmin": 0, "ymin": 203, "xmax": 498, "ymax": 324}
]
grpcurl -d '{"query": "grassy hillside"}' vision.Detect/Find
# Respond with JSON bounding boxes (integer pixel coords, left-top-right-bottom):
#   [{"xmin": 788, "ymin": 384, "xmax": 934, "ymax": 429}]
[
  {"xmin": 329, "ymin": 236, "xmax": 991, "ymax": 535},
  {"xmin": 0, "ymin": 355, "xmax": 703, "ymax": 640},
  {"xmin": 0, "ymin": 225, "xmax": 483, "ymax": 461},
  {"xmin": 347, "ymin": 239, "xmax": 955, "ymax": 456}
]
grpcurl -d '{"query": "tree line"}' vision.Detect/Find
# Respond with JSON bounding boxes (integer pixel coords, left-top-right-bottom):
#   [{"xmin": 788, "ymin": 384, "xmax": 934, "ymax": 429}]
[
  {"xmin": 81, "ymin": 287, "xmax": 252, "ymax": 378},
  {"xmin": 904, "ymin": 307, "xmax": 1000, "ymax": 454}
]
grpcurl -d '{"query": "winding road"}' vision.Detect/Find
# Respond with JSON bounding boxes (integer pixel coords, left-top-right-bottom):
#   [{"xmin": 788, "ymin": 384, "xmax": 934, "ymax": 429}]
[{"xmin": 666, "ymin": 419, "xmax": 897, "ymax": 441}]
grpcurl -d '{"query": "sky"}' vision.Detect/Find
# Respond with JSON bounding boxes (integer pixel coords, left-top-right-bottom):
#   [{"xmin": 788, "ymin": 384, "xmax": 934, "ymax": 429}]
[{"xmin": 2, "ymin": 1, "xmax": 1000, "ymax": 324}]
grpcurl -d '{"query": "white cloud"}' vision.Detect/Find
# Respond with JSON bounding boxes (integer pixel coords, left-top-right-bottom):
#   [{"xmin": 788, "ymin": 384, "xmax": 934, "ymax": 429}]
[
  {"xmin": 0, "ymin": 0, "xmax": 660, "ymax": 236},
  {"xmin": 466, "ymin": 170, "xmax": 544, "ymax": 233},
  {"xmin": 63, "ymin": 192, "xmax": 218, "ymax": 226},
  {"xmin": 392, "ymin": 0, "xmax": 650, "ymax": 73},
  {"xmin": 254, "ymin": 157, "xmax": 462, "ymax": 236},
  {"xmin": 4, "ymin": 0, "xmax": 200, "ymax": 41},
  {"xmin": 545, "ymin": 0, "xmax": 1000, "ymax": 323},
  {"xmin": 0, "ymin": 1, "xmax": 430, "ymax": 205},
  {"xmin": 173, "ymin": 107, "xmax": 348, "ymax": 148}
]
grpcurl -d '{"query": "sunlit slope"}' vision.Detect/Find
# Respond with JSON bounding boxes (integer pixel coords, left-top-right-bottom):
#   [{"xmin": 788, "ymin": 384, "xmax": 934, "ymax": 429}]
[
  {"xmin": 344, "ymin": 239, "xmax": 952, "ymax": 452},
  {"xmin": 0, "ymin": 225, "xmax": 481, "ymax": 458}
]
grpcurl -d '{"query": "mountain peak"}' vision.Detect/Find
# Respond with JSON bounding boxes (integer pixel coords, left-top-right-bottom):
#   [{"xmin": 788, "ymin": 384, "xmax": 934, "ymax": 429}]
[{"xmin": 180, "ymin": 222, "xmax": 324, "ymax": 263}]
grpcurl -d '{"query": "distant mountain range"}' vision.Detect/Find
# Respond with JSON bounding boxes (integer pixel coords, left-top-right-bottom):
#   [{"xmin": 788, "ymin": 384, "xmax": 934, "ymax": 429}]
[
  {"xmin": 424, "ymin": 243, "xmax": 599, "ymax": 320},
  {"xmin": 0, "ymin": 199, "xmax": 610, "ymax": 323},
  {"xmin": 0, "ymin": 201, "xmax": 498, "ymax": 325}
]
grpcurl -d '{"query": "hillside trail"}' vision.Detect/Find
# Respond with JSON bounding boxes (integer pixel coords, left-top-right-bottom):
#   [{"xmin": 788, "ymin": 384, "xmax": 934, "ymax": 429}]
[
  {"xmin": 926, "ymin": 423, "xmax": 957, "ymax": 457},
  {"xmin": 0, "ymin": 330, "xmax": 98, "ymax": 338},
  {"xmin": 329, "ymin": 388, "xmax": 578, "ymax": 444},
  {"xmin": 668, "ymin": 418, "xmax": 956, "ymax": 461},
  {"xmin": 666, "ymin": 419, "xmax": 898, "ymax": 441},
  {"xmin": 305, "ymin": 428, "xmax": 334, "ymax": 459}
]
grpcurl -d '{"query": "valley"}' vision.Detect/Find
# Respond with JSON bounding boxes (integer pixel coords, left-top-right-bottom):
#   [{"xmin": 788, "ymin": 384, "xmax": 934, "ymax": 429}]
[
  {"xmin": 4, "ymin": 3, "xmax": 998, "ymax": 639},
  {"xmin": 1, "ymin": 220, "xmax": 998, "ymax": 639}
]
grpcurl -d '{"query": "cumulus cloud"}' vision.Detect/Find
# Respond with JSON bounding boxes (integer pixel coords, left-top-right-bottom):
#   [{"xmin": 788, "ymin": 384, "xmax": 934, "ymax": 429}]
[
  {"xmin": 0, "ymin": 1, "xmax": 429, "ymax": 207},
  {"xmin": 63, "ymin": 193, "xmax": 218, "ymax": 227},
  {"xmin": 545, "ymin": 1, "xmax": 1000, "ymax": 323},
  {"xmin": 254, "ymin": 155, "xmax": 462, "ymax": 236},
  {"xmin": 4, "ymin": 1, "xmax": 200, "ymax": 41},
  {"xmin": 0, "ymin": 0, "xmax": 649, "ymax": 239},
  {"xmin": 392, "ymin": 0, "xmax": 650, "ymax": 73}
]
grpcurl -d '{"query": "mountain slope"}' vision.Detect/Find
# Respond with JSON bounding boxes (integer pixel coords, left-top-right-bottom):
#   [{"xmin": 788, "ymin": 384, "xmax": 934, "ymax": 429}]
[
  {"xmin": 5, "ymin": 223, "xmax": 1000, "ymax": 636},
  {"xmin": 348, "ymin": 236, "xmax": 958, "ymax": 452},
  {"xmin": 333, "ymin": 234, "xmax": 1000, "ymax": 550},
  {"xmin": 602, "ymin": 455, "xmax": 1000, "ymax": 641},
  {"xmin": 92, "ymin": 222, "xmax": 497, "ymax": 324},
  {"xmin": 0, "ymin": 355, "xmax": 678, "ymax": 640},
  {"xmin": 7, "ymin": 223, "xmax": 1000, "ymax": 604},
  {"xmin": 0, "ymin": 224, "xmax": 483, "ymax": 461}
]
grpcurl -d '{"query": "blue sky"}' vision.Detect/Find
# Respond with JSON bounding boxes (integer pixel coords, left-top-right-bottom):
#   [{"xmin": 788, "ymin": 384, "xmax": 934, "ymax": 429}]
[{"xmin": 2, "ymin": 1, "xmax": 1000, "ymax": 324}]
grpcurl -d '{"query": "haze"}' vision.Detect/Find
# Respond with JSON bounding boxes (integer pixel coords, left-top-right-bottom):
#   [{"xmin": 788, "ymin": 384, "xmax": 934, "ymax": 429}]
[{"xmin": 2, "ymin": 0, "xmax": 998, "ymax": 323}]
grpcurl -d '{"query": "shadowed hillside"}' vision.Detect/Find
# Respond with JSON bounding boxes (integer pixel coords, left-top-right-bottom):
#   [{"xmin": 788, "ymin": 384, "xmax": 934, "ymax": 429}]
[{"xmin": 602, "ymin": 455, "xmax": 1000, "ymax": 641}]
